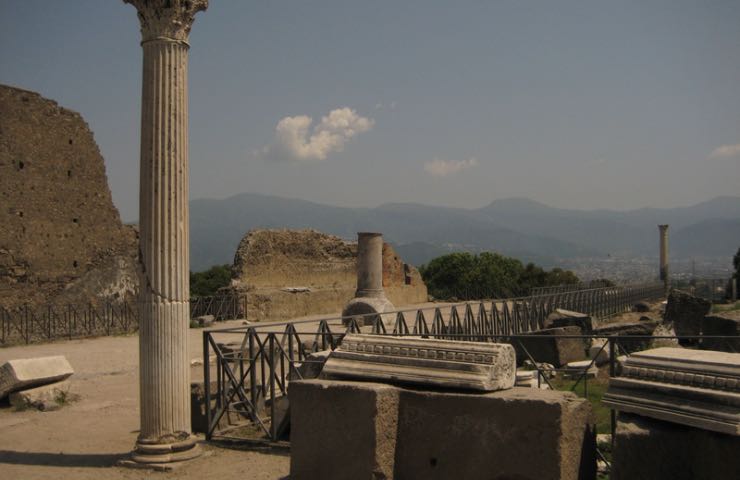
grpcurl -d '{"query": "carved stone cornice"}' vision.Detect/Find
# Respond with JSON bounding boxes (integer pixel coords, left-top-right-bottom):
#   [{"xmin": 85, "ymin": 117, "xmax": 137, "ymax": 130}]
[
  {"xmin": 321, "ymin": 334, "xmax": 516, "ymax": 391},
  {"xmin": 124, "ymin": 0, "xmax": 208, "ymax": 44}
]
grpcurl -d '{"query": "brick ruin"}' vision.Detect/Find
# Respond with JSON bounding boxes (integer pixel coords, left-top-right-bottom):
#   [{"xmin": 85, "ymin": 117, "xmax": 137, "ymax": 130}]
[
  {"xmin": 0, "ymin": 85, "xmax": 138, "ymax": 309},
  {"xmin": 229, "ymin": 229, "xmax": 428, "ymax": 322}
]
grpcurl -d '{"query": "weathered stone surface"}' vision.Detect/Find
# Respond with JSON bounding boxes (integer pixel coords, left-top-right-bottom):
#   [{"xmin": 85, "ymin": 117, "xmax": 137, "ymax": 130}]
[
  {"xmin": 0, "ymin": 356, "xmax": 74, "ymax": 398},
  {"xmin": 290, "ymin": 380, "xmax": 400, "ymax": 480},
  {"xmin": 611, "ymin": 413, "xmax": 740, "ymax": 480},
  {"xmin": 227, "ymin": 229, "xmax": 427, "ymax": 322},
  {"xmin": 632, "ymin": 301, "xmax": 651, "ymax": 312},
  {"xmin": 588, "ymin": 338, "xmax": 611, "ymax": 366},
  {"xmin": 516, "ymin": 326, "xmax": 586, "ymax": 367},
  {"xmin": 8, "ymin": 379, "xmax": 71, "ymax": 411},
  {"xmin": 322, "ymin": 334, "xmax": 516, "ymax": 391},
  {"xmin": 290, "ymin": 379, "xmax": 596, "ymax": 480},
  {"xmin": 603, "ymin": 347, "xmax": 740, "ymax": 435},
  {"xmin": 563, "ymin": 360, "xmax": 598, "ymax": 379},
  {"xmin": 289, "ymin": 350, "xmax": 331, "ymax": 381},
  {"xmin": 194, "ymin": 314, "xmax": 215, "ymax": 327},
  {"xmin": 544, "ymin": 308, "xmax": 594, "ymax": 333},
  {"xmin": 664, "ymin": 290, "xmax": 711, "ymax": 345},
  {"xmin": 701, "ymin": 311, "xmax": 740, "ymax": 352},
  {"xmin": 0, "ymin": 85, "xmax": 138, "ymax": 310},
  {"xmin": 593, "ymin": 321, "xmax": 658, "ymax": 354}
]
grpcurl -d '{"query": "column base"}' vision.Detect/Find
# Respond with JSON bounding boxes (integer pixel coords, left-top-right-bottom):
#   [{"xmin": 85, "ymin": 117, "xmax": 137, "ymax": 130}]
[
  {"xmin": 119, "ymin": 435, "xmax": 202, "ymax": 470},
  {"xmin": 342, "ymin": 296, "xmax": 395, "ymax": 327}
]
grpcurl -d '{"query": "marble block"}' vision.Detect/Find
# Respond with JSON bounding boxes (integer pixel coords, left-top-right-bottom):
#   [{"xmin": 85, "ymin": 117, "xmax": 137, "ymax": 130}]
[{"xmin": 322, "ymin": 334, "xmax": 516, "ymax": 391}]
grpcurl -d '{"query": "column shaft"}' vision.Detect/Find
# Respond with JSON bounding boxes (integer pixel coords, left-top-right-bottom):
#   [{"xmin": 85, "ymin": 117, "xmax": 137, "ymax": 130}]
[
  {"xmin": 138, "ymin": 39, "xmax": 190, "ymax": 442},
  {"xmin": 356, "ymin": 232, "xmax": 385, "ymax": 298}
]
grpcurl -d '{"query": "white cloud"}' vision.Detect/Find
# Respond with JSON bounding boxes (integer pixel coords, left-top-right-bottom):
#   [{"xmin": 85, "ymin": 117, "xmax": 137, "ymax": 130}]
[
  {"xmin": 259, "ymin": 107, "xmax": 374, "ymax": 162},
  {"xmin": 709, "ymin": 144, "xmax": 740, "ymax": 159},
  {"xmin": 423, "ymin": 157, "xmax": 479, "ymax": 177}
]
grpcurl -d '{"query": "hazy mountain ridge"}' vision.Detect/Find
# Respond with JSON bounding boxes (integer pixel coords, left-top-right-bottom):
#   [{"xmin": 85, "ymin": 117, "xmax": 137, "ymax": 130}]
[{"xmin": 190, "ymin": 193, "xmax": 740, "ymax": 271}]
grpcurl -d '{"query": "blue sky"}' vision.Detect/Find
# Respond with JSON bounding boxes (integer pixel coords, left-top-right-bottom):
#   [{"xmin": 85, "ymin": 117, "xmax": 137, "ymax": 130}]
[{"xmin": 1, "ymin": 0, "xmax": 739, "ymax": 222}]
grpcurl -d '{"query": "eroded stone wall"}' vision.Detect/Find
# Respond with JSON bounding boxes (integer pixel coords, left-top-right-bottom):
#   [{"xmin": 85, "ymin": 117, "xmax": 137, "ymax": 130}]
[
  {"xmin": 0, "ymin": 85, "xmax": 138, "ymax": 309},
  {"xmin": 230, "ymin": 229, "xmax": 427, "ymax": 321}
]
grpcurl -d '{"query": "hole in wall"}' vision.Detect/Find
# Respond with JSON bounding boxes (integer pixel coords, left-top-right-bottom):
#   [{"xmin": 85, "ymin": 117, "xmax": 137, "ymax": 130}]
[
  {"xmin": 18, "ymin": 211, "xmax": 23, "ymax": 218},
  {"xmin": 73, "ymin": 260, "xmax": 78, "ymax": 268},
  {"xmin": 67, "ymin": 170, "xmax": 72, "ymax": 178},
  {"xmin": 68, "ymin": 139, "xmax": 73, "ymax": 145},
  {"xmin": 18, "ymin": 161, "xmax": 24, "ymax": 170},
  {"xmin": 72, "ymin": 218, "xmax": 78, "ymax": 224},
  {"xmin": 429, "ymin": 458, "xmax": 437, "ymax": 467}
]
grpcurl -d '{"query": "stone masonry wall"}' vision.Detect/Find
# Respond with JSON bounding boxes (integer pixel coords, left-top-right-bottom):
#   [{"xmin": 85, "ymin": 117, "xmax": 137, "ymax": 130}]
[
  {"xmin": 0, "ymin": 85, "xmax": 138, "ymax": 309},
  {"xmin": 230, "ymin": 229, "xmax": 427, "ymax": 322}
]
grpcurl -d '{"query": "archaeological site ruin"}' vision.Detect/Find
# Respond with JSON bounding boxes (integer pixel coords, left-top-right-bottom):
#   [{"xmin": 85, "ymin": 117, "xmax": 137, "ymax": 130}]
[{"xmin": 1, "ymin": 2, "xmax": 739, "ymax": 480}]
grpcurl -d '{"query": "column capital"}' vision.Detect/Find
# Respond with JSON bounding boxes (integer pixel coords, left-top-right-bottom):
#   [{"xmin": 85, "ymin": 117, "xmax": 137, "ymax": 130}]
[{"xmin": 124, "ymin": 0, "xmax": 208, "ymax": 44}]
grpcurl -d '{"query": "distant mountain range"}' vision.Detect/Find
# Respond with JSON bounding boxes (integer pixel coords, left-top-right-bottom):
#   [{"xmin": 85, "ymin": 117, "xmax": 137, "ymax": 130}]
[{"xmin": 189, "ymin": 194, "xmax": 740, "ymax": 271}]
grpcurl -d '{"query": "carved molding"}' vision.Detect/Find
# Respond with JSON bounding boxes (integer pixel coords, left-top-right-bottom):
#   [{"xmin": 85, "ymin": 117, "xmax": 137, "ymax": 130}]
[{"xmin": 124, "ymin": 0, "xmax": 208, "ymax": 43}]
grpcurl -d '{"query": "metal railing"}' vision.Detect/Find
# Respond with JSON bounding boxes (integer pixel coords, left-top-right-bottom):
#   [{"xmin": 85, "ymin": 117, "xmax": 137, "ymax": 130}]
[
  {"xmin": 0, "ymin": 302, "xmax": 138, "ymax": 346},
  {"xmin": 0, "ymin": 293, "xmax": 249, "ymax": 346},
  {"xmin": 201, "ymin": 282, "xmax": 665, "ymax": 443}
]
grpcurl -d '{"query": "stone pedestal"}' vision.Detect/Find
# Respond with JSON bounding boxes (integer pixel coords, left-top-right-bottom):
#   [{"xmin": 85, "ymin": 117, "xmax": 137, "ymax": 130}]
[
  {"xmin": 290, "ymin": 380, "xmax": 596, "ymax": 480},
  {"xmin": 342, "ymin": 232, "xmax": 394, "ymax": 325},
  {"xmin": 123, "ymin": 0, "xmax": 208, "ymax": 465},
  {"xmin": 611, "ymin": 413, "xmax": 740, "ymax": 480},
  {"xmin": 603, "ymin": 347, "xmax": 740, "ymax": 435},
  {"xmin": 322, "ymin": 334, "xmax": 516, "ymax": 391}
]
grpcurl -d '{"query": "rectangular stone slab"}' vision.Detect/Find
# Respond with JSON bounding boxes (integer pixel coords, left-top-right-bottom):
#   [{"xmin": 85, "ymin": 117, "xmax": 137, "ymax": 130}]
[
  {"xmin": 322, "ymin": 334, "xmax": 515, "ymax": 391},
  {"xmin": 0, "ymin": 356, "xmax": 74, "ymax": 399},
  {"xmin": 290, "ymin": 379, "xmax": 595, "ymax": 480},
  {"xmin": 9, "ymin": 379, "xmax": 71, "ymax": 410},
  {"xmin": 603, "ymin": 347, "xmax": 740, "ymax": 435}
]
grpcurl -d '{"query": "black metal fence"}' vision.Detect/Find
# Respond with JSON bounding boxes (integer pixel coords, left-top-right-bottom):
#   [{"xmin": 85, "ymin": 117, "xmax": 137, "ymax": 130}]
[
  {"xmin": 0, "ymin": 294, "xmax": 248, "ymax": 346},
  {"xmin": 0, "ymin": 302, "xmax": 138, "ymax": 346},
  {"xmin": 201, "ymin": 283, "xmax": 665, "ymax": 443}
]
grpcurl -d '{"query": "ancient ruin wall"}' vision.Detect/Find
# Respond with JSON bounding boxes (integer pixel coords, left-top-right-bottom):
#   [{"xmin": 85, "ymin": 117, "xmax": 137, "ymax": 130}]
[
  {"xmin": 230, "ymin": 229, "xmax": 427, "ymax": 321},
  {"xmin": 0, "ymin": 85, "xmax": 138, "ymax": 308}
]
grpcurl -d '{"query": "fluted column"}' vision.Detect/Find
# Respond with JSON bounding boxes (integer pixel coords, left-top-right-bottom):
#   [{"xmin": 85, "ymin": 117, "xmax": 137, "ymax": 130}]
[{"xmin": 124, "ymin": 0, "xmax": 207, "ymax": 465}]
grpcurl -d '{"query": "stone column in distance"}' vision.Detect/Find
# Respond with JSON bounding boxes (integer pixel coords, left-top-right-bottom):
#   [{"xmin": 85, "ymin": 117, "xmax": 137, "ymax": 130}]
[
  {"xmin": 658, "ymin": 224, "xmax": 669, "ymax": 294},
  {"xmin": 123, "ymin": 0, "xmax": 208, "ymax": 465},
  {"xmin": 342, "ymin": 232, "xmax": 394, "ymax": 326}
]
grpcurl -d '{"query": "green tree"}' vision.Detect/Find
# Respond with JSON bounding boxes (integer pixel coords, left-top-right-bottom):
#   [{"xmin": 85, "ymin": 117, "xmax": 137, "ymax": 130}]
[
  {"xmin": 420, "ymin": 252, "xmax": 582, "ymax": 300},
  {"xmin": 190, "ymin": 264, "xmax": 232, "ymax": 298}
]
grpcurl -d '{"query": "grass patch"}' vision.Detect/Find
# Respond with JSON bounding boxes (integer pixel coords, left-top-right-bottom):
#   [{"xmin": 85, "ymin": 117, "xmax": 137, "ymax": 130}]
[
  {"xmin": 712, "ymin": 302, "xmax": 740, "ymax": 313},
  {"xmin": 551, "ymin": 373, "xmax": 611, "ymax": 434}
]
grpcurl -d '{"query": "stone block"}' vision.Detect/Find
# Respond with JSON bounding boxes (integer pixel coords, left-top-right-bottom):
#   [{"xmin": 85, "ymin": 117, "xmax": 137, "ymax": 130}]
[
  {"xmin": 290, "ymin": 380, "xmax": 400, "ymax": 480},
  {"xmin": 563, "ymin": 360, "xmax": 599, "ymax": 379},
  {"xmin": 611, "ymin": 413, "xmax": 740, "ymax": 480},
  {"xmin": 515, "ymin": 326, "xmax": 587, "ymax": 367},
  {"xmin": 588, "ymin": 338, "xmax": 611, "ymax": 366},
  {"xmin": 289, "ymin": 349, "xmax": 331, "ymax": 381},
  {"xmin": 701, "ymin": 311, "xmax": 740, "ymax": 352},
  {"xmin": 195, "ymin": 314, "xmax": 214, "ymax": 327},
  {"xmin": 8, "ymin": 379, "xmax": 71, "ymax": 411},
  {"xmin": 664, "ymin": 290, "xmax": 711, "ymax": 346},
  {"xmin": 544, "ymin": 308, "xmax": 594, "ymax": 333},
  {"xmin": 593, "ymin": 321, "xmax": 658, "ymax": 354},
  {"xmin": 603, "ymin": 347, "xmax": 740, "ymax": 435},
  {"xmin": 632, "ymin": 301, "xmax": 650, "ymax": 313},
  {"xmin": 0, "ymin": 356, "xmax": 74, "ymax": 399},
  {"xmin": 322, "ymin": 334, "xmax": 516, "ymax": 391},
  {"xmin": 290, "ymin": 379, "xmax": 596, "ymax": 480}
]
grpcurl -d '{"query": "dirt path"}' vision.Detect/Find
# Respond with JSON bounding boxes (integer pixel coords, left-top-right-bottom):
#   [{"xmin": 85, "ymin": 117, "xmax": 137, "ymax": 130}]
[{"xmin": 0, "ymin": 324, "xmax": 291, "ymax": 479}]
